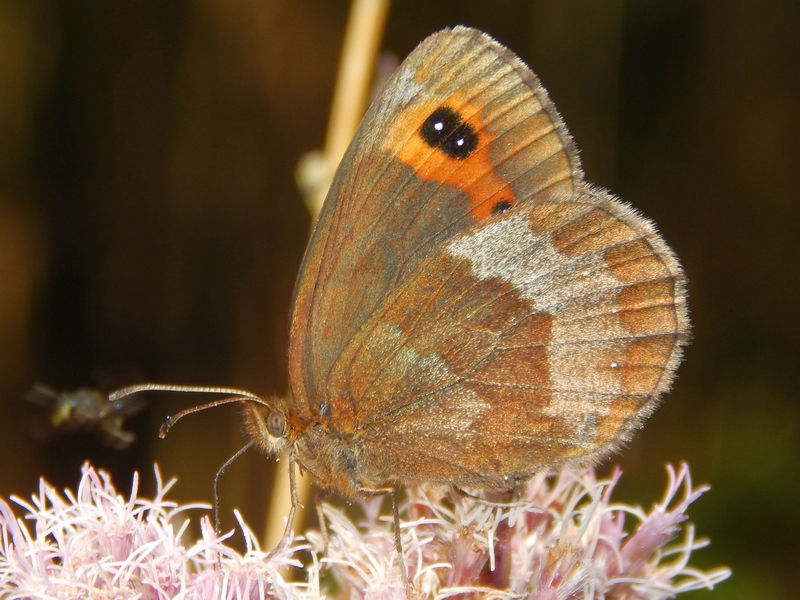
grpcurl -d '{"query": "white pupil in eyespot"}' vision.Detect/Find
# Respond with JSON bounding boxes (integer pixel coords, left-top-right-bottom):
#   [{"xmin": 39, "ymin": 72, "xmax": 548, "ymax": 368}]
[{"xmin": 434, "ymin": 121, "xmax": 444, "ymax": 131}]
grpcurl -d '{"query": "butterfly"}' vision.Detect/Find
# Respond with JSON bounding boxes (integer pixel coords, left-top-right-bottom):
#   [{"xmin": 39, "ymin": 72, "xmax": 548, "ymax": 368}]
[{"xmin": 113, "ymin": 25, "xmax": 689, "ymax": 591}]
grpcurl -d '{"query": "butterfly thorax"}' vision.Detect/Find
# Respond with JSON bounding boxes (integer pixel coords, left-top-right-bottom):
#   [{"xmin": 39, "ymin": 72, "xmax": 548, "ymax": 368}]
[
  {"xmin": 293, "ymin": 425, "xmax": 375, "ymax": 499},
  {"xmin": 243, "ymin": 398, "xmax": 381, "ymax": 499}
]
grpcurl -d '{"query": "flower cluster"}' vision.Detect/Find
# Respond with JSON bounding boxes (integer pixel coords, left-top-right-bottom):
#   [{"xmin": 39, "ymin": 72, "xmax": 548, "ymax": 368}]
[
  {"xmin": 0, "ymin": 463, "xmax": 729, "ymax": 599},
  {"xmin": 319, "ymin": 464, "xmax": 731, "ymax": 599},
  {"xmin": 0, "ymin": 464, "xmax": 311, "ymax": 599}
]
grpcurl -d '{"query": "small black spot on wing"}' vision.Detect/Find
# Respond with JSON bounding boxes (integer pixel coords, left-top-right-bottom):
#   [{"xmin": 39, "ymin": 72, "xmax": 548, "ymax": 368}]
[{"xmin": 491, "ymin": 199, "xmax": 513, "ymax": 215}]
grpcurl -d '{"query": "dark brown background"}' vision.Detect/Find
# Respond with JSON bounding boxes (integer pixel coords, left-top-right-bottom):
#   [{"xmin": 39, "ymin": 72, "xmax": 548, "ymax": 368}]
[{"xmin": 0, "ymin": 2, "xmax": 796, "ymax": 598}]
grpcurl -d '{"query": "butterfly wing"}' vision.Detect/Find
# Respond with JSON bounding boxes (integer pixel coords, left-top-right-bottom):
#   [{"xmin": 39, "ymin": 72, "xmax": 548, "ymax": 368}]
[
  {"xmin": 327, "ymin": 186, "xmax": 688, "ymax": 488},
  {"xmin": 289, "ymin": 27, "xmax": 582, "ymax": 419},
  {"xmin": 289, "ymin": 27, "xmax": 688, "ymax": 490}
]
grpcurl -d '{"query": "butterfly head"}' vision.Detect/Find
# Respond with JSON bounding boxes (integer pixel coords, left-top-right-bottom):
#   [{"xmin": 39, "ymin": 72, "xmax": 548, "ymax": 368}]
[{"xmin": 242, "ymin": 398, "xmax": 294, "ymax": 458}]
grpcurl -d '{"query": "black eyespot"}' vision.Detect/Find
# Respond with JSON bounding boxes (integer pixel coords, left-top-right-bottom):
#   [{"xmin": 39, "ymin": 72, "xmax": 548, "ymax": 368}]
[
  {"xmin": 419, "ymin": 106, "xmax": 479, "ymax": 160},
  {"xmin": 491, "ymin": 199, "xmax": 513, "ymax": 215},
  {"xmin": 266, "ymin": 409, "xmax": 286, "ymax": 438}
]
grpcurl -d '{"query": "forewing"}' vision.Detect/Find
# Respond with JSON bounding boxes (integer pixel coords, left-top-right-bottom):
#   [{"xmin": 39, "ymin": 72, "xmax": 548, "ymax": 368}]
[
  {"xmin": 289, "ymin": 27, "xmax": 581, "ymax": 415},
  {"xmin": 328, "ymin": 188, "xmax": 688, "ymax": 488}
]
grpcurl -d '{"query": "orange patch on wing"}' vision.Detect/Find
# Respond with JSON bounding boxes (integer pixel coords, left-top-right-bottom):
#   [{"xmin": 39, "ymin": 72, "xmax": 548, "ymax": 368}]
[
  {"xmin": 552, "ymin": 208, "xmax": 638, "ymax": 257},
  {"xmin": 468, "ymin": 383, "xmax": 554, "ymax": 422},
  {"xmin": 626, "ymin": 336, "xmax": 676, "ymax": 366},
  {"xmin": 389, "ymin": 96, "xmax": 518, "ymax": 222},
  {"xmin": 528, "ymin": 202, "xmax": 589, "ymax": 236},
  {"xmin": 619, "ymin": 305, "xmax": 678, "ymax": 336},
  {"xmin": 472, "ymin": 345, "xmax": 551, "ymax": 388},
  {"xmin": 604, "ymin": 240, "xmax": 670, "ymax": 283},
  {"xmin": 502, "ymin": 312, "xmax": 553, "ymax": 348},
  {"xmin": 616, "ymin": 279, "xmax": 679, "ymax": 336},
  {"xmin": 619, "ymin": 337, "xmax": 677, "ymax": 394},
  {"xmin": 594, "ymin": 395, "xmax": 645, "ymax": 442},
  {"xmin": 618, "ymin": 279, "xmax": 676, "ymax": 311}
]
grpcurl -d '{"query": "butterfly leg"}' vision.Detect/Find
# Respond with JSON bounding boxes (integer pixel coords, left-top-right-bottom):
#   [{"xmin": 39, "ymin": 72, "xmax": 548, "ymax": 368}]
[
  {"xmin": 266, "ymin": 451, "xmax": 300, "ymax": 559},
  {"xmin": 390, "ymin": 488, "xmax": 412, "ymax": 596},
  {"xmin": 353, "ymin": 486, "xmax": 411, "ymax": 595},
  {"xmin": 213, "ymin": 440, "xmax": 256, "ymax": 533}
]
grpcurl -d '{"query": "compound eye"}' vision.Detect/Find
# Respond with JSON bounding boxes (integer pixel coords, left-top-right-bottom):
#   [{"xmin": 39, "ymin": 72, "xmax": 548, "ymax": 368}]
[{"xmin": 266, "ymin": 409, "xmax": 286, "ymax": 438}]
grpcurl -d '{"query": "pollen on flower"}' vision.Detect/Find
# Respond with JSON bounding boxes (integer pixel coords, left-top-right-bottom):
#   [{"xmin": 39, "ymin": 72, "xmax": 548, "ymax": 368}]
[{"xmin": 0, "ymin": 462, "xmax": 730, "ymax": 600}]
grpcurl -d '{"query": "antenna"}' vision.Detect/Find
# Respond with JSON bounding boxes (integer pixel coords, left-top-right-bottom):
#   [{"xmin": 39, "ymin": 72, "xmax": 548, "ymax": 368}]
[
  {"xmin": 109, "ymin": 383, "xmax": 270, "ymax": 437},
  {"xmin": 110, "ymin": 383, "xmax": 270, "ymax": 532}
]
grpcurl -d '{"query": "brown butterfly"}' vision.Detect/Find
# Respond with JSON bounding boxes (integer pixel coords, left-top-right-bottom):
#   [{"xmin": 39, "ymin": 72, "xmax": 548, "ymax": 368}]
[{"xmin": 113, "ymin": 26, "xmax": 689, "ymax": 590}]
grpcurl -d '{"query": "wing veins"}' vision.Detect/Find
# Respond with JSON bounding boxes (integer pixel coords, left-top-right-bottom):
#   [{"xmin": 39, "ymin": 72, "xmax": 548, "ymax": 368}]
[
  {"xmin": 500, "ymin": 332, "xmax": 679, "ymax": 352},
  {"xmin": 353, "ymin": 262, "xmax": 465, "ymax": 403}
]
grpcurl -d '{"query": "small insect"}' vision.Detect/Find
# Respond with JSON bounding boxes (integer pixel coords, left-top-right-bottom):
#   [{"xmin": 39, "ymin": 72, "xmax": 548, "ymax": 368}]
[
  {"xmin": 27, "ymin": 383, "xmax": 146, "ymax": 450},
  {"xmin": 112, "ymin": 26, "xmax": 689, "ymax": 592}
]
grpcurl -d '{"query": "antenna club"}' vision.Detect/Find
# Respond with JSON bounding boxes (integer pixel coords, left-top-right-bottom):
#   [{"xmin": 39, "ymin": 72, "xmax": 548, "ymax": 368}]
[{"xmin": 159, "ymin": 417, "xmax": 175, "ymax": 438}]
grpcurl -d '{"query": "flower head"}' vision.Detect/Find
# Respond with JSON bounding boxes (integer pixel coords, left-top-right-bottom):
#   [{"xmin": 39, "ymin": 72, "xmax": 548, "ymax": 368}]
[
  {"xmin": 0, "ymin": 463, "xmax": 309, "ymax": 599},
  {"xmin": 317, "ymin": 464, "xmax": 731, "ymax": 599},
  {"xmin": 0, "ymin": 463, "xmax": 730, "ymax": 599}
]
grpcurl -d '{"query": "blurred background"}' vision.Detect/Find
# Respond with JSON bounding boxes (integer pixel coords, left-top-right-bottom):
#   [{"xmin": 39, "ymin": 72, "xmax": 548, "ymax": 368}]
[{"xmin": 0, "ymin": 1, "xmax": 797, "ymax": 598}]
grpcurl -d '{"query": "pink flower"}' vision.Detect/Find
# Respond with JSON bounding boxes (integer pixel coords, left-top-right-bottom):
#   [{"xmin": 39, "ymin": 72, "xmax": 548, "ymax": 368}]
[
  {"xmin": 0, "ymin": 463, "xmax": 730, "ymax": 599},
  {"xmin": 0, "ymin": 463, "xmax": 307, "ymax": 599},
  {"xmin": 317, "ymin": 464, "xmax": 731, "ymax": 599}
]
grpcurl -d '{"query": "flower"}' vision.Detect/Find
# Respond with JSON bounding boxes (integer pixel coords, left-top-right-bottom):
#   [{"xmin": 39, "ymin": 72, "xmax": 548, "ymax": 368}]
[
  {"xmin": 0, "ymin": 463, "xmax": 310, "ymax": 599},
  {"xmin": 0, "ymin": 463, "xmax": 730, "ymax": 599},
  {"xmin": 316, "ymin": 464, "xmax": 731, "ymax": 599}
]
